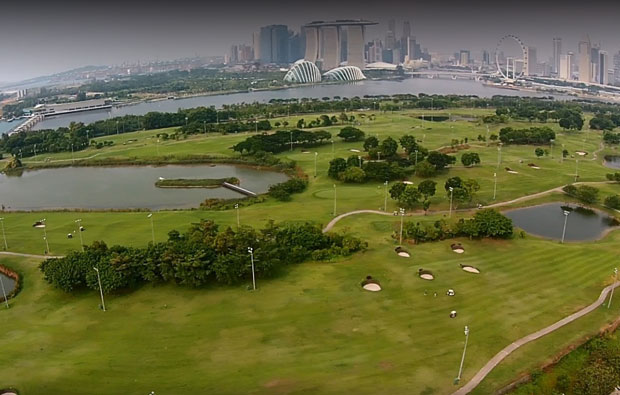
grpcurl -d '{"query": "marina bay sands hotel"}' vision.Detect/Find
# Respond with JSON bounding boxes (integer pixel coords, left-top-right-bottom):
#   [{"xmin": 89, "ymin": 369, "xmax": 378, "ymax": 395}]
[{"xmin": 303, "ymin": 20, "xmax": 377, "ymax": 71}]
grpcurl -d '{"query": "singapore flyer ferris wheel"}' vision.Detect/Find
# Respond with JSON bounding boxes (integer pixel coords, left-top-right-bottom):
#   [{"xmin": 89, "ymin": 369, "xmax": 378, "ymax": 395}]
[{"xmin": 495, "ymin": 35, "xmax": 528, "ymax": 81}]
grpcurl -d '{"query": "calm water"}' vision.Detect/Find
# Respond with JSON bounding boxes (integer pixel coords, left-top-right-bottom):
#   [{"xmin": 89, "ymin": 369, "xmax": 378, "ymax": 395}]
[
  {"xmin": 604, "ymin": 156, "xmax": 620, "ymax": 169},
  {"xmin": 505, "ymin": 202, "xmax": 618, "ymax": 241},
  {"xmin": 0, "ymin": 118, "xmax": 22, "ymax": 134},
  {"xmin": 0, "ymin": 165, "xmax": 288, "ymax": 210},
  {"xmin": 0, "ymin": 273, "xmax": 16, "ymax": 296},
  {"xmin": 28, "ymin": 79, "xmax": 556, "ymax": 131}
]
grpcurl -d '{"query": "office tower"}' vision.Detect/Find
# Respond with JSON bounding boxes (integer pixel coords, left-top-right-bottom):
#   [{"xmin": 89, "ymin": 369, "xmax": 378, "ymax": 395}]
[
  {"xmin": 578, "ymin": 36, "xmax": 591, "ymax": 83},
  {"xmin": 482, "ymin": 50, "xmax": 490, "ymax": 66},
  {"xmin": 591, "ymin": 45, "xmax": 600, "ymax": 82},
  {"xmin": 407, "ymin": 37, "xmax": 417, "ymax": 61},
  {"xmin": 552, "ymin": 37, "xmax": 562, "ymax": 74},
  {"xmin": 559, "ymin": 52, "xmax": 573, "ymax": 80},
  {"xmin": 402, "ymin": 21, "xmax": 411, "ymax": 41},
  {"xmin": 288, "ymin": 31, "xmax": 304, "ymax": 63},
  {"xmin": 525, "ymin": 46, "xmax": 537, "ymax": 76},
  {"xmin": 599, "ymin": 51, "xmax": 609, "ymax": 85},
  {"xmin": 252, "ymin": 32, "xmax": 261, "ymax": 61},
  {"xmin": 459, "ymin": 50, "xmax": 470, "ymax": 66},
  {"xmin": 385, "ymin": 19, "xmax": 396, "ymax": 49},
  {"xmin": 614, "ymin": 51, "xmax": 620, "ymax": 85},
  {"xmin": 229, "ymin": 45, "xmax": 239, "ymax": 64},
  {"xmin": 368, "ymin": 40, "xmax": 383, "ymax": 63},
  {"xmin": 258, "ymin": 25, "xmax": 289, "ymax": 64}
]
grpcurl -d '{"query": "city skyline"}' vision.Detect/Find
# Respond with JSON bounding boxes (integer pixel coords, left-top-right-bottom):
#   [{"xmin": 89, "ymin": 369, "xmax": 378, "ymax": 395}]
[{"xmin": 2, "ymin": 0, "xmax": 620, "ymax": 82}]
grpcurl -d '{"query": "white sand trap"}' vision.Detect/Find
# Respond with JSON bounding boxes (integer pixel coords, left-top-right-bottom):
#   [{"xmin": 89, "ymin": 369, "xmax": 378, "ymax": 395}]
[
  {"xmin": 363, "ymin": 283, "xmax": 382, "ymax": 292},
  {"xmin": 420, "ymin": 274, "xmax": 434, "ymax": 280},
  {"xmin": 462, "ymin": 266, "xmax": 480, "ymax": 274},
  {"xmin": 403, "ymin": 181, "xmax": 414, "ymax": 185},
  {"xmin": 301, "ymin": 151, "xmax": 310, "ymax": 154},
  {"xmin": 507, "ymin": 170, "xmax": 519, "ymax": 174},
  {"xmin": 349, "ymin": 149, "xmax": 361, "ymax": 153},
  {"xmin": 530, "ymin": 166, "xmax": 541, "ymax": 170},
  {"xmin": 576, "ymin": 151, "xmax": 587, "ymax": 156},
  {"xmin": 453, "ymin": 248, "xmax": 465, "ymax": 254},
  {"xmin": 34, "ymin": 224, "xmax": 46, "ymax": 228},
  {"xmin": 397, "ymin": 252, "xmax": 410, "ymax": 257}
]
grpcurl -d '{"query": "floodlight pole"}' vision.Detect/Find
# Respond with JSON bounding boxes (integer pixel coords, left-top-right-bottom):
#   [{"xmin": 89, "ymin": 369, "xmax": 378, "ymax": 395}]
[
  {"xmin": 575, "ymin": 159, "xmax": 579, "ymax": 182},
  {"xmin": 561, "ymin": 210, "xmax": 570, "ymax": 244},
  {"xmin": 75, "ymin": 219, "xmax": 84, "ymax": 252},
  {"xmin": 248, "ymin": 247, "xmax": 256, "ymax": 291},
  {"xmin": 93, "ymin": 267, "xmax": 106, "ymax": 311},
  {"xmin": 493, "ymin": 173, "xmax": 497, "ymax": 200},
  {"xmin": 0, "ymin": 218, "xmax": 7, "ymax": 250},
  {"xmin": 449, "ymin": 187, "xmax": 454, "ymax": 218},
  {"xmin": 333, "ymin": 184, "xmax": 337, "ymax": 217},
  {"xmin": 455, "ymin": 326, "xmax": 470, "ymax": 384},
  {"xmin": 399, "ymin": 208, "xmax": 405, "ymax": 246},
  {"xmin": 608, "ymin": 268, "xmax": 618, "ymax": 309},
  {"xmin": 384, "ymin": 181, "xmax": 388, "ymax": 211},
  {"xmin": 41, "ymin": 219, "xmax": 50, "ymax": 254},
  {"xmin": 315, "ymin": 152, "xmax": 318, "ymax": 178},
  {"xmin": 148, "ymin": 213, "xmax": 155, "ymax": 244},
  {"xmin": 290, "ymin": 131, "xmax": 293, "ymax": 151}
]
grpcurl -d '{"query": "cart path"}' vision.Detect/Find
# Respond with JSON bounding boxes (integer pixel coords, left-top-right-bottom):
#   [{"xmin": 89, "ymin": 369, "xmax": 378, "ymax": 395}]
[
  {"xmin": 0, "ymin": 251, "xmax": 63, "ymax": 259},
  {"xmin": 452, "ymin": 281, "xmax": 620, "ymax": 395}
]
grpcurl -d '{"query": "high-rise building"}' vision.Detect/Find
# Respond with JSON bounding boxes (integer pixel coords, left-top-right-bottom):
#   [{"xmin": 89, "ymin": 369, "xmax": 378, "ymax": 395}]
[
  {"xmin": 599, "ymin": 51, "xmax": 609, "ymax": 85},
  {"xmin": 525, "ymin": 46, "xmax": 537, "ymax": 76},
  {"xmin": 552, "ymin": 37, "xmax": 562, "ymax": 75},
  {"xmin": 559, "ymin": 52, "xmax": 573, "ymax": 80},
  {"xmin": 459, "ymin": 50, "xmax": 470, "ymax": 66},
  {"xmin": 288, "ymin": 31, "xmax": 304, "ymax": 63},
  {"xmin": 385, "ymin": 19, "xmax": 396, "ymax": 50},
  {"xmin": 252, "ymin": 32, "xmax": 261, "ymax": 61},
  {"xmin": 367, "ymin": 40, "xmax": 383, "ymax": 63},
  {"xmin": 591, "ymin": 45, "xmax": 600, "ymax": 82},
  {"xmin": 259, "ymin": 25, "xmax": 289, "ymax": 64},
  {"xmin": 482, "ymin": 50, "xmax": 490, "ymax": 66},
  {"xmin": 578, "ymin": 36, "xmax": 591, "ymax": 83},
  {"xmin": 402, "ymin": 21, "xmax": 411, "ymax": 41},
  {"xmin": 614, "ymin": 51, "xmax": 620, "ymax": 85}
]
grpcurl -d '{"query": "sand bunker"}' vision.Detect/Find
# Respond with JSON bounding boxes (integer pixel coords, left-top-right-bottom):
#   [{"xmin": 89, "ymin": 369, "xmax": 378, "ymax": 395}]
[
  {"xmin": 461, "ymin": 265, "xmax": 480, "ymax": 274},
  {"xmin": 403, "ymin": 181, "xmax": 414, "ymax": 185},
  {"xmin": 420, "ymin": 274, "xmax": 434, "ymax": 280},
  {"xmin": 507, "ymin": 170, "xmax": 519, "ymax": 174},
  {"xmin": 349, "ymin": 149, "xmax": 361, "ymax": 153},
  {"xmin": 363, "ymin": 283, "xmax": 382, "ymax": 292},
  {"xmin": 528, "ymin": 163, "xmax": 541, "ymax": 169},
  {"xmin": 453, "ymin": 248, "xmax": 464, "ymax": 254},
  {"xmin": 451, "ymin": 243, "xmax": 465, "ymax": 254},
  {"xmin": 397, "ymin": 252, "xmax": 410, "ymax": 257},
  {"xmin": 576, "ymin": 151, "xmax": 588, "ymax": 156}
]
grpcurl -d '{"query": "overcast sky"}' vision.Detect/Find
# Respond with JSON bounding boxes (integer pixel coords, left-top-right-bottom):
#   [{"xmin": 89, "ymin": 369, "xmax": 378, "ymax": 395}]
[{"xmin": 1, "ymin": 0, "xmax": 619, "ymax": 82}]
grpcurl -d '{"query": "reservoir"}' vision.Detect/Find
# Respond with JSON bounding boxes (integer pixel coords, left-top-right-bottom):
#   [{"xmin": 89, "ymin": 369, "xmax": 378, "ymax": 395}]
[{"xmin": 0, "ymin": 165, "xmax": 289, "ymax": 210}]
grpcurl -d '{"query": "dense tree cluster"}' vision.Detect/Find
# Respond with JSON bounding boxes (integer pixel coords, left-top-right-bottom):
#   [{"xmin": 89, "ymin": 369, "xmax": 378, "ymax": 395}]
[
  {"xmin": 337, "ymin": 126, "xmax": 365, "ymax": 142},
  {"xmin": 403, "ymin": 209, "xmax": 513, "ymax": 243},
  {"xmin": 589, "ymin": 113, "xmax": 620, "ymax": 130},
  {"xmin": 460, "ymin": 152, "xmax": 481, "ymax": 167},
  {"xmin": 498, "ymin": 127, "xmax": 556, "ymax": 145},
  {"xmin": 233, "ymin": 129, "xmax": 331, "ymax": 154},
  {"xmin": 562, "ymin": 184, "xmax": 599, "ymax": 204},
  {"xmin": 0, "ymin": 124, "xmax": 89, "ymax": 158},
  {"xmin": 389, "ymin": 180, "xmax": 437, "ymax": 212},
  {"xmin": 40, "ymin": 220, "xmax": 366, "ymax": 294},
  {"xmin": 268, "ymin": 178, "xmax": 308, "ymax": 201},
  {"xmin": 603, "ymin": 131, "xmax": 620, "ymax": 145}
]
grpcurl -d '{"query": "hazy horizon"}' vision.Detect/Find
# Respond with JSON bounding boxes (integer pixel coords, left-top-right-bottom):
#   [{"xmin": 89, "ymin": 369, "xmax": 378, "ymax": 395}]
[{"xmin": 2, "ymin": 0, "xmax": 620, "ymax": 82}]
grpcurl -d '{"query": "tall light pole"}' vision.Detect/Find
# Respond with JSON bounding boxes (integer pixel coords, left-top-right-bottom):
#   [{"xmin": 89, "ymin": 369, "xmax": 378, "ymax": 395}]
[
  {"xmin": 574, "ymin": 159, "xmax": 579, "ymax": 182},
  {"xmin": 384, "ymin": 181, "xmax": 389, "ymax": 211},
  {"xmin": 331, "ymin": 139, "xmax": 335, "ymax": 159},
  {"xmin": 449, "ymin": 187, "xmax": 454, "ymax": 218},
  {"xmin": 358, "ymin": 155, "xmax": 362, "ymax": 168},
  {"xmin": 290, "ymin": 131, "xmax": 293, "ymax": 151},
  {"xmin": 455, "ymin": 325, "xmax": 470, "ymax": 384},
  {"xmin": 561, "ymin": 210, "xmax": 570, "ymax": 243},
  {"xmin": 0, "ymin": 271, "xmax": 8, "ymax": 308},
  {"xmin": 75, "ymin": 219, "xmax": 84, "ymax": 252},
  {"xmin": 0, "ymin": 217, "xmax": 7, "ymax": 250},
  {"xmin": 399, "ymin": 208, "xmax": 405, "ymax": 246},
  {"xmin": 549, "ymin": 139, "xmax": 554, "ymax": 159},
  {"xmin": 71, "ymin": 143, "xmax": 75, "ymax": 164},
  {"xmin": 315, "ymin": 152, "xmax": 318, "ymax": 178},
  {"xmin": 485, "ymin": 125, "xmax": 490, "ymax": 147},
  {"xmin": 147, "ymin": 213, "xmax": 155, "ymax": 244},
  {"xmin": 333, "ymin": 184, "xmax": 337, "ymax": 217},
  {"xmin": 234, "ymin": 203, "xmax": 240, "ymax": 228},
  {"xmin": 93, "ymin": 267, "xmax": 106, "ymax": 311},
  {"xmin": 608, "ymin": 267, "xmax": 618, "ymax": 309},
  {"xmin": 493, "ymin": 173, "xmax": 497, "ymax": 200},
  {"xmin": 561, "ymin": 144, "xmax": 565, "ymax": 163},
  {"xmin": 41, "ymin": 218, "xmax": 50, "ymax": 254},
  {"xmin": 156, "ymin": 139, "xmax": 160, "ymax": 156},
  {"xmin": 497, "ymin": 143, "xmax": 502, "ymax": 168},
  {"xmin": 248, "ymin": 247, "xmax": 256, "ymax": 291}
]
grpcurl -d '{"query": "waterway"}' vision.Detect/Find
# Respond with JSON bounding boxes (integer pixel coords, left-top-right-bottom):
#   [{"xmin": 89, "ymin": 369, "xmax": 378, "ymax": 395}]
[
  {"xmin": 0, "ymin": 164, "xmax": 288, "ymax": 210},
  {"xmin": 8, "ymin": 79, "xmax": 558, "ymax": 131},
  {"xmin": 603, "ymin": 155, "xmax": 620, "ymax": 169},
  {"xmin": 504, "ymin": 202, "xmax": 618, "ymax": 241},
  {"xmin": 0, "ymin": 272, "xmax": 16, "ymax": 296}
]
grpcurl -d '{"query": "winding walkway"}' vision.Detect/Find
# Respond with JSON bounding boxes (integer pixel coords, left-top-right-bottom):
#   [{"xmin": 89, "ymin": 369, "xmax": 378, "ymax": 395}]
[
  {"xmin": 0, "ymin": 251, "xmax": 63, "ymax": 259},
  {"xmin": 452, "ymin": 281, "xmax": 620, "ymax": 395}
]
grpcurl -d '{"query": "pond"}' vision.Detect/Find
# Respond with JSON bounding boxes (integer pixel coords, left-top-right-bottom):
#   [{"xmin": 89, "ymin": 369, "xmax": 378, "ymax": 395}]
[
  {"xmin": 0, "ymin": 272, "xmax": 16, "ymax": 296},
  {"xmin": 504, "ymin": 202, "xmax": 619, "ymax": 241},
  {"xmin": 603, "ymin": 155, "xmax": 620, "ymax": 169},
  {"xmin": 0, "ymin": 164, "xmax": 289, "ymax": 210}
]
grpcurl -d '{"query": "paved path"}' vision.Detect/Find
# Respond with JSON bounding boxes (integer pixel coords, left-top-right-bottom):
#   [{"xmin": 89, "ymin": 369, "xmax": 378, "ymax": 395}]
[
  {"xmin": 452, "ymin": 281, "xmax": 620, "ymax": 395},
  {"xmin": 323, "ymin": 210, "xmax": 393, "ymax": 232},
  {"xmin": 0, "ymin": 251, "xmax": 63, "ymax": 259}
]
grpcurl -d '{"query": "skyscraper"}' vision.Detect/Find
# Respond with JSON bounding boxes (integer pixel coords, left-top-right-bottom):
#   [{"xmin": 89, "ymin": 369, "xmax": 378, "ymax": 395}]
[
  {"xmin": 402, "ymin": 21, "xmax": 411, "ymax": 41},
  {"xmin": 614, "ymin": 51, "xmax": 620, "ymax": 85},
  {"xmin": 459, "ymin": 50, "xmax": 470, "ymax": 66},
  {"xmin": 591, "ymin": 44, "xmax": 600, "ymax": 82},
  {"xmin": 552, "ymin": 37, "xmax": 562, "ymax": 75},
  {"xmin": 578, "ymin": 36, "xmax": 591, "ymax": 83},
  {"xmin": 525, "ymin": 46, "xmax": 537, "ymax": 76},
  {"xmin": 385, "ymin": 19, "xmax": 396, "ymax": 49},
  {"xmin": 259, "ymin": 25, "xmax": 289, "ymax": 64},
  {"xmin": 559, "ymin": 52, "xmax": 573, "ymax": 80},
  {"xmin": 599, "ymin": 51, "xmax": 609, "ymax": 85}
]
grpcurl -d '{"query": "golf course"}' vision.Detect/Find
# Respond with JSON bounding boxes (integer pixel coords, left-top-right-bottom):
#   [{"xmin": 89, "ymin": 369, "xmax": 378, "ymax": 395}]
[{"xmin": 1, "ymin": 106, "xmax": 619, "ymax": 394}]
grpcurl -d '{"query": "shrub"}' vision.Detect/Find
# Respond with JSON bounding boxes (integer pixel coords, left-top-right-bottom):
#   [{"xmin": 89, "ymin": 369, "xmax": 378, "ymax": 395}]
[
  {"xmin": 340, "ymin": 167, "xmax": 366, "ymax": 183},
  {"xmin": 604, "ymin": 195, "xmax": 620, "ymax": 209}
]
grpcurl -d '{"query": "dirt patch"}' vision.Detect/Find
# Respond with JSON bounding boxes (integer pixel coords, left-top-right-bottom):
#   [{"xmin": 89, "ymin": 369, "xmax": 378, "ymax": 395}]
[
  {"xmin": 379, "ymin": 361, "xmax": 394, "ymax": 371},
  {"xmin": 263, "ymin": 378, "xmax": 296, "ymax": 392}
]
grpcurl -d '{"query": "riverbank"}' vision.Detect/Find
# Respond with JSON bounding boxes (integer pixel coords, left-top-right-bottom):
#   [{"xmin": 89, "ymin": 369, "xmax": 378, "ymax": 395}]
[{"xmin": 155, "ymin": 177, "xmax": 240, "ymax": 189}]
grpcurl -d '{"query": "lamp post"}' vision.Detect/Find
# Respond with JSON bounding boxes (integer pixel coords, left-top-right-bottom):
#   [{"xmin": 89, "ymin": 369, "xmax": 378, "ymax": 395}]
[
  {"xmin": 0, "ymin": 217, "xmax": 7, "ymax": 250},
  {"xmin": 116, "ymin": 120, "xmax": 119, "ymax": 135},
  {"xmin": 75, "ymin": 219, "xmax": 84, "ymax": 252},
  {"xmin": 608, "ymin": 267, "xmax": 618, "ymax": 309},
  {"xmin": 147, "ymin": 213, "xmax": 155, "ymax": 244},
  {"xmin": 575, "ymin": 159, "xmax": 579, "ymax": 182},
  {"xmin": 455, "ymin": 326, "xmax": 470, "ymax": 384},
  {"xmin": 497, "ymin": 143, "xmax": 502, "ymax": 168},
  {"xmin": 485, "ymin": 125, "xmax": 490, "ymax": 147},
  {"xmin": 449, "ymin": 187, "xmax": 454, "ymax": 218},
  {"xmin": 331, "ymin": 139, "xmax": 334, "ymax": 159},
  {"xmin": 185, "ymin": 116, "xmax": 188, "ymax": 127},
  {"xmin": 156, "ymin": 139, "xmax": 160, "ymax": 156},
  {"xmin": 290, "ymin": 131, "xmax": 293, "ymax": 151},
  {"xmin": 561, "ymin": 210, "xmax": 570, "ymax": 243},
  {"xmin": 315, "ymin": 152, "xmax": 318, "ymax": 178},
  {"xmin": 248, "ymin": 247, "xmax": 256, "ymax": 291},
  {"xmin": 399, "ymin": 208, "xmax": 405, "ymax": 246},
  {"xmin": 93, "ymin": 267, "xmax": 106, "ymax": 311},
  {"xmin": 358, "ymin": 155, "xmax": 362, "ymax": 168},
  {"xmin": 71, "ymin": 143, "xmax": 75, "ymax": 164},
  {"xmin": 550, "ymin": 139, "xmax": 554, "ymax": 159},
  {"xmin": 333, "ymin": 184, "xmax": 337, "ymax": 217},
  {"xmin": 203, "ymin": 120, "xmax": 206, "ymax": 134},
  {"xmin": 41, "ymin": 218, "xmax": 50, "ymax": 254},
  {"xmin": 234, "ymin": 203, "xmax": 240, "ymax": 228},
  {"xmin": 384, "ymin": 181, "xmax": 389, "ymax": 211},
  {"xmin": 493, "ymin": 172, "xmax": 497, "ymax": 200}
]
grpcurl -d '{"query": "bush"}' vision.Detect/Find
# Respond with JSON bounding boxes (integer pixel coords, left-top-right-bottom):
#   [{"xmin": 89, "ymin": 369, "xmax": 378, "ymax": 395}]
[
  {"xmin": 414, "ymin": 160, "xmax": 437, "ymax": 177},
  {"xmin": 604, "ymin": 195, "xmax": 620, "ymax": 209},
  {"xmin": 337, "ymin": 126, "xmax": 365, "ymax": 142},
  {"xmin": 268, "ymin": 178, "xmax": 308, "ymax": 201},
  {"xmin": 340, "ymin": 166, "xmax": 366, "ymax": 183}
]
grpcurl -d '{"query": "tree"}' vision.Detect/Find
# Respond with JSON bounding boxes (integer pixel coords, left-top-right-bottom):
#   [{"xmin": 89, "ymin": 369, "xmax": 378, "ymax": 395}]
[
  {"xmin": 606, "ymin": 172, "xmax": 620, "ymax": 182},
  {"xmin": 379, "ymin": 136, "xmax": 399, "ymax": 158},
  {"xmin": 414, "ymin": 160, "xmax": 437, "ymax": 177},
  {"xmin": 426, "ymin": 151, "xmax": 456, "ymax": 170},
  {"xmin": 470, "ymin": 209, "xmax": 513, "ymax": 238},
  {"xmin": 399, "ymin": 135, "xmax": 419, "ymax": 154},
  {"xmin": 535, "ymin": 147, "xmax": 545, "ymax": 158},
  {"xmin": 461, "ymin": 152, "xmax": 481, "ymax": 167},
  {"xmin": 389, "ymin": 182, "xmax": 406, "ymax": 200},
  {"xmin": 328, "ymin": 158, "xmax": 347, "ymax": 179},
  {"xmin": 575, "ymin": 185, "xmax": 599, "ymax": 204},
  {"xmin": 337, "ymin": 126, "xmax": 365, "ymax": 142},
  {"xmin": 463, "ymin": 179, "xmax": 481, "ymax": 202},
  {"xmin": 340, "ymin": 167, "xmax": 366, "ymax": 183},
  {"xmin": 397, "ymin": 185, "xmax": 422, "ymax": 209},
  {"xmin": 363, "ymin": 136, "xmax": 379, "ymax": 151},
  {"xmin": 604, "ymin": 195, "xmax": 620, "ymax": 209},
  {"xmin": 444, "ymin": 177, "xmax": 463, "ymax": 191},
  {"xmin": 562, "ymin": 149, "xmax": 569, "ymax": 158},
  {"xmin": 589, "ymin": 115, "xmax": 616, "ymax": 130},
  {"xmin": 489, "ymin": 134, "xmax": 498, "ymax": 141},
  {"xmin": 417, "ymin": 180, "xmax": 436, "ymax": 200}
]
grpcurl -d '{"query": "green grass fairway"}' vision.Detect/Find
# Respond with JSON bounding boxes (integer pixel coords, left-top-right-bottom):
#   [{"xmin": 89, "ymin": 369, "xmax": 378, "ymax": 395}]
[{"xmin": 1, "ymin": 109, "xmax": 619, "ymax": 393}]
